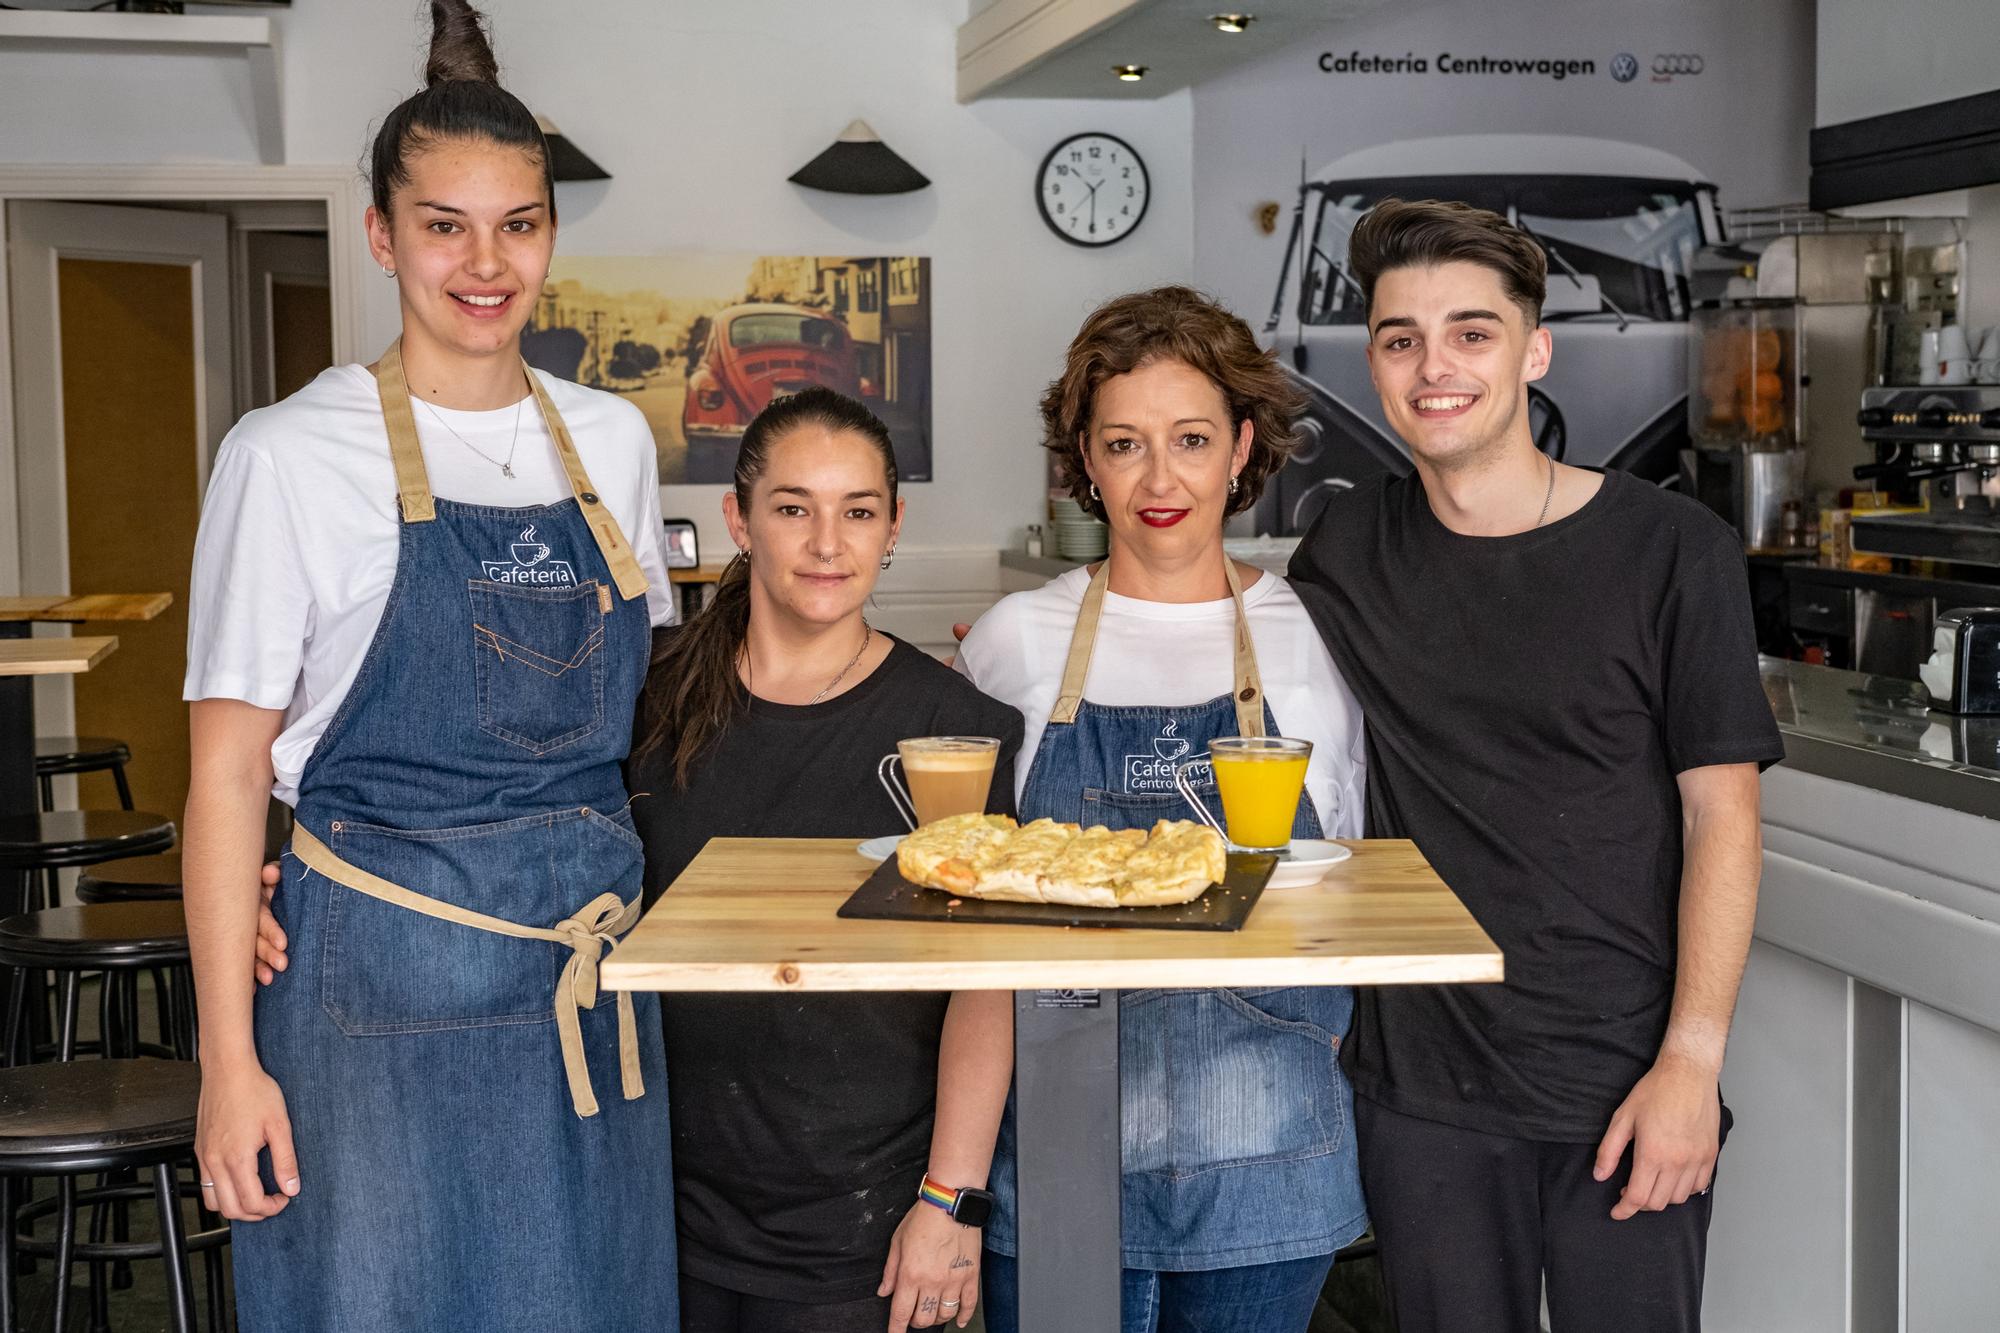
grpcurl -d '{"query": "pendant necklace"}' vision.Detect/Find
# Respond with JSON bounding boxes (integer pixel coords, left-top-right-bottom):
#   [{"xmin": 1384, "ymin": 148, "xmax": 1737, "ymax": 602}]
[{"xmin": 420, "ymin": 396, "xmax": 524, "ymax": 479}]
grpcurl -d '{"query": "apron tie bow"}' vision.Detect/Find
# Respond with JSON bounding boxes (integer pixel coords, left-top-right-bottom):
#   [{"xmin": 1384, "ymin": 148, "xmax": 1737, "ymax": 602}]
[{"xmin": 290, "ymin": 826, "xmax": 647, "ymax": 1120}]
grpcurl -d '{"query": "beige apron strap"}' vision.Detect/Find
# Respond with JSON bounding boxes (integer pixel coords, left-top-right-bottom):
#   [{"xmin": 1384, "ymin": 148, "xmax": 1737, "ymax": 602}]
[
  {"xmin": 371, "ymin": 339, "xmax": 435, "ymax": 523},
  {"xmin": 292, "ymin": 824, "xmax": 646, "ymax": 1119},
  {"xmin": 1223, "ymin": 560, "xmax": 1267, "ymax": 738},
  {"xmin": 524, "ymin": 367, "xmax": 650, "ymax": 604},
  {"xmin": 1049, "ymin": 561, "xmax": 1112, "ymax": 725}
]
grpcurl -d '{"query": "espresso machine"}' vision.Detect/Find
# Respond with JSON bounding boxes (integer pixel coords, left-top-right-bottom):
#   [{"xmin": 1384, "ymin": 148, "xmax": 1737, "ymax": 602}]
[{"xmin": 1852, "ymin": 386, "xmax": 2000, "ymax": 565}]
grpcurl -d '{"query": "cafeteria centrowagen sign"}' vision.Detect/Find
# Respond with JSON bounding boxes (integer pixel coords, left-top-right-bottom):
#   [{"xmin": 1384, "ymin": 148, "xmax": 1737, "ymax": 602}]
[{"xmin": 1317, "ymin": 51, "xmax": 1603, "ymax": 80}]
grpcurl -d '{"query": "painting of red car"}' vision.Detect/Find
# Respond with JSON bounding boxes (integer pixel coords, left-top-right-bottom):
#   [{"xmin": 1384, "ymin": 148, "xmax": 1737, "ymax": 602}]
[{"xmin": 682, "ymin": 303, "xmax": 876, "ymax": 443}]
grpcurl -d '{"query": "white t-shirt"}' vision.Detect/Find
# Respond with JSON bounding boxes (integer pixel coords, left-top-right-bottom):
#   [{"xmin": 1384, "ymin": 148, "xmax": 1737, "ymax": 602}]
[
  {"xmin": 956, "ymin": 566, "xmax": 1367, "ymax": 837},
  {"xmin": 184, "ymin": 363, "xmax": 674, "ymax": 805}
]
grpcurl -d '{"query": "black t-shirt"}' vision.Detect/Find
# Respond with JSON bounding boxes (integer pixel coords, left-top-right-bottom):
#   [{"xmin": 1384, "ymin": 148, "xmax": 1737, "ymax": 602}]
[
  {"xmin": 1288, "ymin": 469, "xmax": 1783, "ymax": 1142},
  {"xmin": 626, "ymin": 636, "xmax": 1023, "ymax": 1302}
]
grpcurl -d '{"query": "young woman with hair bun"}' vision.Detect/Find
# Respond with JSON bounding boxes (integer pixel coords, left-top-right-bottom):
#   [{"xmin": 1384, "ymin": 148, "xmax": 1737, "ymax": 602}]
[{"xmin": 181, "ymin": 2, "xmax": 680, "ymax": 1327}]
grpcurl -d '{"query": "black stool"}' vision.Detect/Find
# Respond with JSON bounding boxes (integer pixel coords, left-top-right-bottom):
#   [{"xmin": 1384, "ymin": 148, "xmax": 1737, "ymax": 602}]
[
  {"xmin": 0, "ymin": 1059, "xmax": 223, "ymax": 1333},
  {"xmin": 75, "ymin": 854, "xmax": 181, "ymax": 906},
  {"xmin": 32, "ymin": 740, "xmax": 133, "ymax": 815},
  {"xmin": 0, "ymin": 904, "xmax": 194, "ymax": 1066},
  {"xmin": 0, "ymin": 814, "xmax": 178, "ymax": 1079},
  {"xmin": 0, "ymin": 811, "xmax": 175, "ymax": 916}
]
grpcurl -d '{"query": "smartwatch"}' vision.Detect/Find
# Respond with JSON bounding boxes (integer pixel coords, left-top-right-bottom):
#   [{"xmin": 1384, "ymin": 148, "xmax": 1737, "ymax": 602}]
[{"xmin": 917, "ymin": 1173, "xmax": 996, "ymax": 1229}]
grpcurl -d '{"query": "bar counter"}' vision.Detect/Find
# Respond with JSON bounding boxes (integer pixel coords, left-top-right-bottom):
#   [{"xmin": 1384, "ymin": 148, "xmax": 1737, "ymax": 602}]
[{"xmin": 1705, "ymin": 658, "xmax": 2000, "ymax": 1331}]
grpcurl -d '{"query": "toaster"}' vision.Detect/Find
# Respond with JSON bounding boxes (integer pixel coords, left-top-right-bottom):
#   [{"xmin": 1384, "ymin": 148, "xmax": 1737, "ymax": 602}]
[{"xmin": 1919, "ymin": 607, "xmax": 2000, "ymax": 716}]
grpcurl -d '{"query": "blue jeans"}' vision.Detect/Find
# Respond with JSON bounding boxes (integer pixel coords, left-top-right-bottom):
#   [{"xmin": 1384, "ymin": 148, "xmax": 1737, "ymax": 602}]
[{"xmin": 979, "ymin": 1250, "xmax": 1335, "ymax": 1333}]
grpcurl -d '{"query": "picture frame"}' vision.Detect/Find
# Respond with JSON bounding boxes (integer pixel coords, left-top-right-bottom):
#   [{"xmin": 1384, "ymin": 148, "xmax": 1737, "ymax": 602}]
[{"xmin": 662, "ymin": 517, "xmax": 700, "ymax": 569}]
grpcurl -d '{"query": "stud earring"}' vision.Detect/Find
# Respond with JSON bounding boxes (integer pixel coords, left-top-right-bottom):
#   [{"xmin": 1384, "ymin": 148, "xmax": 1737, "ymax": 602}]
[
  {"xmin": 382, "ymin": 266, "xmax": 396, "ymax": 278},
  {"xmin": 1088, "ymin": 483, "xmax": 1100, "ymax": 503}
]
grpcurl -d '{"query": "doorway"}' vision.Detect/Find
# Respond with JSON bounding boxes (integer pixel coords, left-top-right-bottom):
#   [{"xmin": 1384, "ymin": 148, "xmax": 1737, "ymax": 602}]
[{"xmin": 5, "ymin": 195, "xmax": 335, "ymax": 821}]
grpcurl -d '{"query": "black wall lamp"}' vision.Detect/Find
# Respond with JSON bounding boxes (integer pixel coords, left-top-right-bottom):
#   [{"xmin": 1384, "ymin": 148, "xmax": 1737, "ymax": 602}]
[{"xmin": 789, "ymin": 119, "xmax": 930, "ymax": 195}]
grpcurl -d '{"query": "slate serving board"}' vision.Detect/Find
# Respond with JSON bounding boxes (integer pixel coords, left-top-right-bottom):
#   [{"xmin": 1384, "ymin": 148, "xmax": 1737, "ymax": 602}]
[{"xmin": 837, "ymin": 850, "xmax": 1279, "ymax": 932}]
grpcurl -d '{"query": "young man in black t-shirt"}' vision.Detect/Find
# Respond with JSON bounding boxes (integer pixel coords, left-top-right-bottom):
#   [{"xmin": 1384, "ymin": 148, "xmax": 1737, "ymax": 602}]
[{"xmin": 1288, "ymin": 199, "xmax": 1784, "ymax": 1332}]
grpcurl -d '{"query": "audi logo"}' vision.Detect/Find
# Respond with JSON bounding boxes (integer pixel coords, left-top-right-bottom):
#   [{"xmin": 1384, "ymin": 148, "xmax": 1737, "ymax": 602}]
[{"xmin": 1652, "ymin": 53, "xmax": 1704, "ymax": 75}]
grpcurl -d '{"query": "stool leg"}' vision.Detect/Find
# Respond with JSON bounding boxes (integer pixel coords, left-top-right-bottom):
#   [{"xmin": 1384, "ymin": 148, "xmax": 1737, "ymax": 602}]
[
  {"xmin": 51, "ymin": 1176, "xmax": 76, "ymax": 1333},
  {"xmin": 37, "ymin": 774, "xmax": 53, "ymax": 814},
  {"xmin": 0, "ymin": 1176, "xmax": 14, "ymax": 1332},
  {"xmin": 154, "ymin": 1165, "xmax": 195, "ymax": 1333},
  {"xmin": 86, "ymin": 1188, "xmax": 110, "ymax": 1333},
  {"xmin": 152, "ymin": 967, "xmax": 174, "ymax": 1052},
  {"xmin": 2, "ymin": 969, "xmax": 25, "ymax": 1068},
  {"xmin": 58, "ymin": 971, "xmax": 81, "ymax": 1062},
  {"xmin": 110, "ymin": 764, "xmax": 133, "ymax": 813}
]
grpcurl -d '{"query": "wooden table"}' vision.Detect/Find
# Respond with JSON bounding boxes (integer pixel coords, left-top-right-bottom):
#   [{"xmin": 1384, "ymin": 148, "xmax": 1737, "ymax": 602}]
[
  {"xmin": 0, "ymin": 592, "xmax": 165, "ymax": 820},
  {"xmin": 0, "ymin": 638, "xmax": 121, "ymax": 818},
  {"xmin": 665, "ymin": 561, "xmax": 731, "ymax": 621},
  {"xmin": 606, "ymin": 837, "xmax": 1500, "ymax": 1329},
  {"xmin": 0, "ymin": 593, "xmax": 173, "ymax": 624}
]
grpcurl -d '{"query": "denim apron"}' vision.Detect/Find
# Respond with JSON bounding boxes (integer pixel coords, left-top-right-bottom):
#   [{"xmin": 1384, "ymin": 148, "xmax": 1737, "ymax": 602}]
[
  {"xmin": 232, "ymin": 342, "xmax": 679, "ymax": 1332},
  {"xmin": 987, "ymin": 562, "xmax": 1366, "ymax": 1273}
]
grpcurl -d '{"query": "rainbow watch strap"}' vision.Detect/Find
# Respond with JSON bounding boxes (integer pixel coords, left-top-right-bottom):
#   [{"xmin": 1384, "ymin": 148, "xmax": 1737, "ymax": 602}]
[{"xmin": 917, "ymin": 1175, "xmax": 958, "ymax": 1214}]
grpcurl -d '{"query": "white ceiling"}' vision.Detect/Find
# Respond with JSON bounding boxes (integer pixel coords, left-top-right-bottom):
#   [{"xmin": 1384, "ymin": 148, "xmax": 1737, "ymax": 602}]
[{"xmin": 959, "ymin": 0, "xmax": 1398, "ymax": 102}]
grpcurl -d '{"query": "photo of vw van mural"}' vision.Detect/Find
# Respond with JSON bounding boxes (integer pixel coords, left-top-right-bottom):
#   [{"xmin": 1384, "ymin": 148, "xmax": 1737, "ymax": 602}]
[{"xmin": 1258, "ymin": 134, "xmax": 1723, "ymax": 536}]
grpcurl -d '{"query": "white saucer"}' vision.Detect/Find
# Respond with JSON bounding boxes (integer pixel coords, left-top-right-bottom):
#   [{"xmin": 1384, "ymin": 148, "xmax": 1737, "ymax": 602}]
[
  {"xmin": 857, "ymin": 834, "xmax": 906, "ymax": 862},
  {"xmin": 1262, "ymin": 839, "xmax": 1352, "ymax": 888}
]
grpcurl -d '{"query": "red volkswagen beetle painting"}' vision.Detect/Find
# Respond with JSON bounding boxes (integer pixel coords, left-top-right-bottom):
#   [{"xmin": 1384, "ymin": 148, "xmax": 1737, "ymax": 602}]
[
  {"xmin": 682, "ymin": 304, "xmax": 873, "ymax": 448},
  {"xmin": 525, "ymin": 255, "xmax": 932, "ymax": 486}
]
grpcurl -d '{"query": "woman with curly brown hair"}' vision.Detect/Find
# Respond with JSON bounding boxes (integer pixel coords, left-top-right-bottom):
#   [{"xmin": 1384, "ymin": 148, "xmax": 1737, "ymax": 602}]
[{"xmin": 956, "ymin": 286, "xmax": 1369, "ymax": 1331}]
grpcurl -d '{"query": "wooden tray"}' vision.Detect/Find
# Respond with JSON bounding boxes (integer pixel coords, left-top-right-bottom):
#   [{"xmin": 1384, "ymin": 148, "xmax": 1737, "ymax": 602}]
[{"xmin": 837, "ymin": 851, "xmax": 1279, "ymax": 932}]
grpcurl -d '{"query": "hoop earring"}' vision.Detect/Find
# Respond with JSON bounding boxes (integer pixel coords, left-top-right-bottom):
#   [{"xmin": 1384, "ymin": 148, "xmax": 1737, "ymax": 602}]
[
  {"xmin": 1228, "ymin": 475, "xmax": 1240, "ymax": 495},
  {"xmin": 382, "ymin": 266, "xmax": 396, "ymax": 278},
  {"xmin": 1088, "ymin": 483, "xmax": 1100, "ymax": 503},
  {"xmin": 880, "ymin": 549, "xmax": 895, "ymax": 571}
]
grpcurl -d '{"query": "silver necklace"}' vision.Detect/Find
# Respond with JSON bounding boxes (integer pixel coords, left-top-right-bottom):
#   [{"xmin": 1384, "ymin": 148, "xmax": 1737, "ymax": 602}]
[
  {"xmin": 420, "ymin": 396, "xmax": 524, "ymax": 479},
  {"xmin": 808, "ymin": 618, "xmax": 873, "ymax": 705},
  {"xmin": 1534, "ymin": 452, "xmax": 1556, "ymax": 528}
]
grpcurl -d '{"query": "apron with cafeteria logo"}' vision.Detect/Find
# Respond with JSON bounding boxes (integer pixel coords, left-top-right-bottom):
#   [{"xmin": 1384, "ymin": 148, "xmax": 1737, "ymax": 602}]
[
  {"xmin": 232, "ymin": 341, "xmax": 678, "ymax": 1332},
  {"xmin": 986, "ymin": 561, "xmax": 1365, "ymax": 1273}
]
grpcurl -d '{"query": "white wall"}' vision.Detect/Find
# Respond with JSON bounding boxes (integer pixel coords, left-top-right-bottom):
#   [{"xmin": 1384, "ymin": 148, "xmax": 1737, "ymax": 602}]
[
  {"xmin": 1188, "ymin": 0, "xmax": 1816, "ymax": 324},
  {"xmin": 1816, "ymin": 0, "xmax": 2000, "ymax": 127},
  {"xmin": 0, "ymin": 0, "xmax": 1195, "ymax": 556}
]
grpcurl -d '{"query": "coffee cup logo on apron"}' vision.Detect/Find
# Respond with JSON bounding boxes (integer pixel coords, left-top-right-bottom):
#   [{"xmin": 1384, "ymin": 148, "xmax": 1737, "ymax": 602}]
[
  {"xmin": 483, "ymin": 524, "xmax": 578, "ymax": 585},
  {"xmin": 1125, "ymin": 721, "xmax": 1211, "ymax": 795}
]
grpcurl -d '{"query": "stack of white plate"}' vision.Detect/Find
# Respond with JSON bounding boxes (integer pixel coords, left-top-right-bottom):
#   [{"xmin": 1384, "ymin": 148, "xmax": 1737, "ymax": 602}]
[{"xmin": 1050, "ymin": 496, "xmax": 1109, "ymax": 560}]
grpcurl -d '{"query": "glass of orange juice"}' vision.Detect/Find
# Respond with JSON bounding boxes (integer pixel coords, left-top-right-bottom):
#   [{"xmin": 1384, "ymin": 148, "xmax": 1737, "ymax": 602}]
[{"xmin": 1206, "ymin": 737, "xmax": 1312, "ymax": 852}]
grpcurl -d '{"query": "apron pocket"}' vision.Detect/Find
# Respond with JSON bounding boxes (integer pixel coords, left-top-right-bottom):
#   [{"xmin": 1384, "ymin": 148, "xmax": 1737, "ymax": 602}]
[
  {"xmin": 1081, "ymin": 787, "xmax": 1216, "ymax": 830},
  {"xmin": 320, "ymin": 816, "xmax": 565, "ymax": 1036},
  {"xmin": 469, "ymin": 579, "xmax": 607, "ymax": 756},
  {"xmin": 1123, "ymin": 987, "xmax": 1347, "ymax": 1180}
]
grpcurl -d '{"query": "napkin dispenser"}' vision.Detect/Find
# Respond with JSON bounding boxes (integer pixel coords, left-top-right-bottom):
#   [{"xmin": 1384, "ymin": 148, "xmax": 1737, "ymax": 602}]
[{"xmin": 1919, "ymin": 607, "xmax": 2000, "ymax": 716}]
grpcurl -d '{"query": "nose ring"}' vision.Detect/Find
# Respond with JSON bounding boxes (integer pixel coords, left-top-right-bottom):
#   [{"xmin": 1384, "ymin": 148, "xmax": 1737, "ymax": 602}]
[{"xmin": 819, "ymin": 555, "xmax": 834, "ymax": 566}]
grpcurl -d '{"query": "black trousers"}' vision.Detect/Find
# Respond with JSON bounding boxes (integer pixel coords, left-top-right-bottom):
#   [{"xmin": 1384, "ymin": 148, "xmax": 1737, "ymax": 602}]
[
  {"xmin": 1356, "ymin": 1095, "xmax": 1722, "ymax": 1333},
  {"xmin": 678, "ymin": 1271, "xmax": 893, "ymax": 1333}
]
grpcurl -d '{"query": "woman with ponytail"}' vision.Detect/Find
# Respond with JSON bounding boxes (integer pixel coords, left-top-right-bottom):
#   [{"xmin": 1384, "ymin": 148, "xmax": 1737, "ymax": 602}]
[
  {"xmin": 181, "ymin": 3, "xmax": 679, "ymax": 1327},
  {"xmin": 627, "ymin": 386, "xmax": 1021, "ymax": 1332}
]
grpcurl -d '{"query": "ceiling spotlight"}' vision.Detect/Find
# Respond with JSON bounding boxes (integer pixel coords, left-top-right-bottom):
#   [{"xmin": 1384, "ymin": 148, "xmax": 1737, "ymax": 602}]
[
  {"xmin": 1209, "ymin": 13, "xmax": 1256, "ymax": 33},
  {"xmin": 1112, "ymin": 64, "xmax": 1148, "ymax": 81}
]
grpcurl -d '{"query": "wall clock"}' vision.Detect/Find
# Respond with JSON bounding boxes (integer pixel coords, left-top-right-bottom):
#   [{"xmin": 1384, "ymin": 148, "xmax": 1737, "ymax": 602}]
[{"xmin": 1037, "ymin": 132, "xmax": 1149, "ymax": 247}]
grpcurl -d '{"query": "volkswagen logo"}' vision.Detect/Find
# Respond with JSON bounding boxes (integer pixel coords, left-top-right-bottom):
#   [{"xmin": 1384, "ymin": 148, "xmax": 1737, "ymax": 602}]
[
  {"xmin": 1610, "ymin": 52, "xmax": 1639, "ymax": 82},
  {"xmin": 1652, "ymin": 53, "xmax": 1704, "ymax": 75}
]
